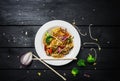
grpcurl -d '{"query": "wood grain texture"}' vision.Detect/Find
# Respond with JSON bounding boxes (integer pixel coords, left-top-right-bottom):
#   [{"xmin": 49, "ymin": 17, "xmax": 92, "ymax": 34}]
[
  {"xmin": 0, "ymin": 0, "xmax": 119, "ymax": 81},
  {"xmin": 0, "ymin": 48, "xmax": 120, "ymax": 70},
  {"xmin": 0, "ymin": 0, "xmax": 120, "ymax": 25},
  {"xmin": 0, "ymin": 26, "xmax": 119, "ymax": 48},
  {"xmin": 0, "ymin": 70, "xmax": 119, "ymax": 81}
]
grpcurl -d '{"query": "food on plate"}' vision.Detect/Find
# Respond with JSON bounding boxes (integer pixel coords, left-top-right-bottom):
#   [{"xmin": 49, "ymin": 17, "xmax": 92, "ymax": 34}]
[{"xmin": 43, "ymin": 27, "xmax": 74, "ymax": 58}]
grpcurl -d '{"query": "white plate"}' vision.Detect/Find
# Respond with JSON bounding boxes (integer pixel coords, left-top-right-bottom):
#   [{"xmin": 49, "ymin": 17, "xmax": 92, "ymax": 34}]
[{"xmin": 35, "ymin": 20, "xmax": 81, "ymax": 66}]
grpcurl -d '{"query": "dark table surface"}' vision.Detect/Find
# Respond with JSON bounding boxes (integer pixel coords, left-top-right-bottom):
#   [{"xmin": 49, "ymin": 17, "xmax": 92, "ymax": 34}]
[{"xmin": 0, "ymin": 0, "xmax": 120, "ymax": 81}]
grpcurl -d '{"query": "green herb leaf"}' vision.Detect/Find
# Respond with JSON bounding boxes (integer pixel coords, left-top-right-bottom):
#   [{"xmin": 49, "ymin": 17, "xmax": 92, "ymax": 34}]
[
  {"xmin": 71, "ymin": 67, "xmax": 79, "ymax": 76},
  {"xmin": 46, "ymin": 36, "xmax": 53, "ymax": 44},
  {"xmin": 77, "ymin": 59, "xmax": 86, "ymax": 67},
  {"xmin": 87, "ymin": 54, "xmax": 96, "ymax": 63}
]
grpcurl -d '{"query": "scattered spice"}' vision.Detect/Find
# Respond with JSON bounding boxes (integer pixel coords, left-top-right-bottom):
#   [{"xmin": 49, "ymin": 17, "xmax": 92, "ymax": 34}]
[
  {"xmin": 107, "ymin": 41, "xmax": 110, "ymax": 44},
  {"xmin": 93, "ymin": 62, "xmax": 97, "ymax": 66},
  {"xmin": 25, "ymin": 31, "xmax": 28, "ymax": 35},
  {"xmin": 37, "ymin": 72, "xmax": 41, "ymax": 76},
  {"xmin": 94, "ymin": 67, "xmax": 96, "ymax": 70},
  {"xmin": 81, "ymin": 17, "xmax": 85, "ymax": 20},
  {"xmin": 3, "ymin": 33, "xmax": 6, "ymax": 36},
  {"xmin": 63, "ymin": 73, "xmax": 66, "ymax": 76},
  {"xmin": 17, "ymin": 56, "xmax": 19, "ymax": 58},
  {"xmin": 92, "ymin": 9, "xmax": 96, "ymax": 12},
  {"xmin": 7, "ymin": 55, "xmax": 10, "ymax": 58},
  {"xmin": 44, "ymin": 70, "xmax": 46, "ymax": 72},
  {"xmin": 27, "ymin": 70, "xmax": 29, "ymax": 73}
]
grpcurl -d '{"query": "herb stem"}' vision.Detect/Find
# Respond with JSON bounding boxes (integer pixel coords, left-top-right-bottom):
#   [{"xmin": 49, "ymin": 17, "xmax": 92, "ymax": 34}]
[
  {"xmin": 89, "ymin": 24, "xmax": 98, "ymax": 41},
  {"xmin": 83, "ymin": 42, "xmax": 101, "ymax": 51}
]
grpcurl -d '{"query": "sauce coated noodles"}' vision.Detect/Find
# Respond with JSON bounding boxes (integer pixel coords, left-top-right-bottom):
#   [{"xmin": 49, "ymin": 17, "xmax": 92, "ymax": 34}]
[{"xmin": 43, "ymin": 27, "xmax": 74, "ymax": 58}]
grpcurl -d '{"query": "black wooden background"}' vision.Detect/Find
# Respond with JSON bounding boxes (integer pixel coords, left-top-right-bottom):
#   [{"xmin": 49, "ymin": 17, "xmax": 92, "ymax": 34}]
[{"xmin": 0, "ymin": 0, "xmax": 120, "ymax": 81}]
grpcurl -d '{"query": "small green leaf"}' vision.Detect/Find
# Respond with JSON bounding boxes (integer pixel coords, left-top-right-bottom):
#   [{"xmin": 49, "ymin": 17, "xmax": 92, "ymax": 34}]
[
  {"xmin": 46, "ymin": 36, "xmax": 53, "ymax": 44},
  {"xmin": 87, "ymin": 54, "xmax": 96, "ymax": 63},
  {"xmin": 71, "ymin": 67, "xmax": 79, "ymax": 76},
  {"xmin": 77, "ymin": 59, "xmax": 86, "ymax": 67}
]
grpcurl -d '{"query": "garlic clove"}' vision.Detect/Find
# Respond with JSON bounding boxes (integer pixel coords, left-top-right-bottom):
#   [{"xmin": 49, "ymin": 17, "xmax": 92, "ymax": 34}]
[{"xmin": 20, "ymin": 52, "xmax": 33, "ymax": 66}]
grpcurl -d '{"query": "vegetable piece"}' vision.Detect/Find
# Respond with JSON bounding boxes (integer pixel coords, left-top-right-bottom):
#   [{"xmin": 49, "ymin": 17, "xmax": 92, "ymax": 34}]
[
  {"xmin": 71, "ymin": 67, "xmax": 79, "ymax": 76},
  {"xmin": 67, "ymin": 37, "xmax": 72, "ymax": 43},
  {"xmin": 20, "ymin": 52, "xmax": 33, "ymax": 66},
  {"xmin": 47, "ymin": 48, "xmax": 52, "ymax": 54},
  {"xmin": 57, "ymin": 47, "xmax": 62, "ymax": 53},
  {"xmin": 45, "ymin": 32, "xmax": 53, "ymax": 44},
  {"xmin": 77, "ymin": 59, "xmax": 86, "ymax": 67},
  {"xmin": 46, "ymin": 36, "xmax": 53, "ymax": 44},
  {"xmin": 87, "ymin": 54, "xmax": 96, "ymax": 63}
]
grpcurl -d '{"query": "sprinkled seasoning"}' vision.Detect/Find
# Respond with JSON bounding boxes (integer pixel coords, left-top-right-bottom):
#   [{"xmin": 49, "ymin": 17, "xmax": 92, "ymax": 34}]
[
  {"xmin": 107, "ymin": 41, "xmax": 110, "ymax": 44},
  {"xmin": 13, "ymin": 40, "xmax": 16, "ymax": 43},
  {"xmin": 25, "ymin": 38, "xmax": 27, "ymax": 41},
  {"xmin": 21, "ymin": 22, "xmax": 24, "ymax": 24},
  {"xmin": 44, "ymin": 70, "xmax": 46, "ymax": 72},
  {"xmin": 63, "ymin": 73, "xmax": 66, "ymax": 76},
  {"xmin": 81, "ymin": 17, "xmax": 85, "ymax": 20},
  {"xmin": 94, "ymin": 67, "xmax": 96, "ymax": 70},
  {"xmin": 8, "ymin": 39, "xmax": 11, "ymax": 42},
  {"xmin": 25, "ymin": 32, "xmax": 28, "ymax": 35},
  {"xmin": 7, "ymin": 55, "xmax": 10, "ymax": 58},
  {"xmin": 18, "ymin": 13, "xmax": 22, "ymax": 15},
  {"xmin": 37, "ymin": 72, "xmax": 41, "ymax": 76},
  {"xmin": 17, "ymin": 56, "xmax": 19, "ymax": 58},
  {"xmin": 34, "ymin": 65, "xmax": 37, "ymax": 68},
  {"xmin": 43, "ymin": 4, "xmax": 45, "ymax": 6},
  {"xmin": 51, "ymin": 10, "xmax": 54, "ymax": 13},
  {"xmin": 19, "ymin": 65, "xmax": 22, "ymax": 69},
  {"xmin": 21, "ymin": 31, "xmax": 24, "ymax": 33},
  {"xmin": 3, "ymin": 33, "xmax": 6, "ymax": 36},
  {"xmin": 27, "ymin": 70, "xmax": 29, "ymax": 73},
  {"xmin": 93, "ymin": 62, "xmax": 97, "ymax": 66},
  {"xmin": 92, "ymin": 9, "xmax": 96, "ymax": 12}
]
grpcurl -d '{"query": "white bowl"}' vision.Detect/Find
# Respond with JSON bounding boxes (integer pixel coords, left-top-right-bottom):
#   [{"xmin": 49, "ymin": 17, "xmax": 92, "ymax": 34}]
[{"xmin": 35, "ymin": 20, "xmax": 81, "ymax": 66}]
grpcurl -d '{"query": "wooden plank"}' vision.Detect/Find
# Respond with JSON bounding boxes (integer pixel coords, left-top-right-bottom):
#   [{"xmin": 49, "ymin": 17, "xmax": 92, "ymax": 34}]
[
  {"xmin": 0, "ymin": 69, "xmax": 119, "ymax": 81},
  {"xmin": 0, "ymin": 0, "xmax": 120, "ymax": 25},
  {"xmin": 0, "ymin": 48, "xmax": 120, "ymax": 70},
  {"xmin": 0, "ymin": 26, "xmax": 119, "ymax": 48}
]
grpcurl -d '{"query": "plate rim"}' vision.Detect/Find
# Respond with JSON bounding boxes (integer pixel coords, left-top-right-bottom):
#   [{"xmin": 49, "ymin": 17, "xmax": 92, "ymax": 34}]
[{"xmin": 35, "ymin": 20, "xmax": 81, "ymax": 66}]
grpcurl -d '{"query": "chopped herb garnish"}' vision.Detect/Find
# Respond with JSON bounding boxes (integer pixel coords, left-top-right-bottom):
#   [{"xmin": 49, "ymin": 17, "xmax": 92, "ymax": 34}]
[
  {"xmin": 87, "ymin": 54, "xmax": 96, "ymax": 63},
  {"xmin": 45, "ymin": 32, "xmax": 53, "ymax": 44},
  {"xmin": 71, "ymin": 67, "xmax": 79, "ymax": 76},
  {"xmin": 77, "ymin": 59, "xmax": 86, "ymax": 67}
]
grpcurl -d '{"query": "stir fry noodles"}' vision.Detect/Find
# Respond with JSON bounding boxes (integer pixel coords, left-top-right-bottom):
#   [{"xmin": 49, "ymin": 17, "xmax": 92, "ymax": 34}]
[{"xmin": 43, "ymin": 27, "xmax": 74, "ymax": 58}]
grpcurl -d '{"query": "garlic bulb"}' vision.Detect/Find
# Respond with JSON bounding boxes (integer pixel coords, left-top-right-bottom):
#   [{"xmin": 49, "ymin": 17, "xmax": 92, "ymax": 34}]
[{"xmin": 20, "ymin": 52, "xmax": 33, "ymax": 66}]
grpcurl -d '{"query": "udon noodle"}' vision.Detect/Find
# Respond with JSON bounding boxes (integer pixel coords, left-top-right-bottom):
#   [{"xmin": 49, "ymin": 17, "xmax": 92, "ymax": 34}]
[{"xmin": 43, "ymin": 27, "xmax": 74, "ymax": 58}]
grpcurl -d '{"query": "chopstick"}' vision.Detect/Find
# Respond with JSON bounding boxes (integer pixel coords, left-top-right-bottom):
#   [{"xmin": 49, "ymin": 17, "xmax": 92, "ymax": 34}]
[
  {"xmin": 32, "ymin": 58, "xmax": 77, "ymax": 60},
  {"xmin": 32, "ymin": 54, "xmax": 66, "ymax": 81}
]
